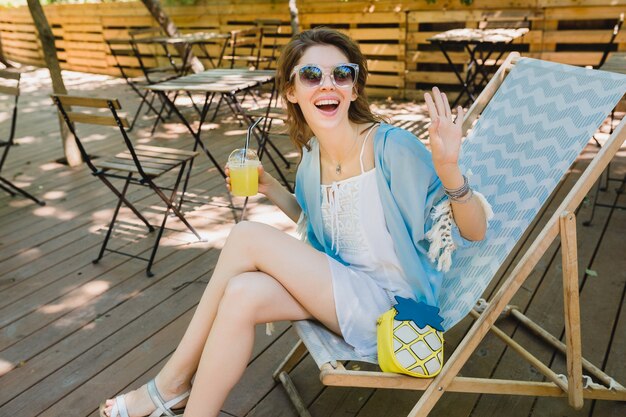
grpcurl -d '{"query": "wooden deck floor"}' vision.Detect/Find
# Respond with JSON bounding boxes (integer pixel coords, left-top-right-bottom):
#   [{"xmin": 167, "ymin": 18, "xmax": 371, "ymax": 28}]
[{"xmin": 1, "ymin": 68, "xmax": 625, "ymax": 417}]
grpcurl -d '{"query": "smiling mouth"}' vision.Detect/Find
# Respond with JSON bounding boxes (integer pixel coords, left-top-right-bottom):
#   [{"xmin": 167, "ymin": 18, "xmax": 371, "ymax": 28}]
[{"xmin": 315, "ymin": 99, "xmax": 339, "ymax": 112}]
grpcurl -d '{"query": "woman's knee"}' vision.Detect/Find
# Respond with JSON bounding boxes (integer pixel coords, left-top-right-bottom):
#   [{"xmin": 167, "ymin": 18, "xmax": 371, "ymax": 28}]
[
  {"xmin": 219, "ymin": 273, "xmax": 267, "ymax": 322},
  {"xmin": 224, "ymin": 221, "xmax": 259, "ymax": 253}
]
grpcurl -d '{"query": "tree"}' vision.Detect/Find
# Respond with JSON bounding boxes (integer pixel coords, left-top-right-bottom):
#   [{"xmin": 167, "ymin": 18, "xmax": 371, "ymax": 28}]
[
  {"xmin": 27, "ymin": 0, "xmax": 82, "ymax": 167},
  {"xmin": 0, "ymin": 34, "xmax": 14, "ymax": 68},
  {"xmin": 288, "ymin": 0, "xmax": 300, "ymax": 35},
  {"xmin": 140, "ymin": 0, "xmax": 204, "ymax": 73}
]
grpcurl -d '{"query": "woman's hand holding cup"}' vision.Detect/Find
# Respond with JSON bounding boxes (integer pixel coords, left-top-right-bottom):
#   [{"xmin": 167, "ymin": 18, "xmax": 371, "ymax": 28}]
[{"xmin": 224, "ymin": 162, "xmax": 275, "ymax": 195}]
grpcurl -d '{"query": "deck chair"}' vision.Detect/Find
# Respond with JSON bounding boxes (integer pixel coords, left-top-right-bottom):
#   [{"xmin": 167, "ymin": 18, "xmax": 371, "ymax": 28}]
[
  {"xmin": 274, "ymin": 53, "xmax": 626, "ymax": 416},
  {"xmin": 0, "ymin": 69, "xmax": 45, "ymax": 205},
  {"xmin": 50, "ymin": 94, "xmax": 201, "ymax": 277}
]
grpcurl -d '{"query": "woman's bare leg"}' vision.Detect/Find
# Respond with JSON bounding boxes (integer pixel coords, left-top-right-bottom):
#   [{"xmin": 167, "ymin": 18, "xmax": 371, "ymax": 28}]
[
  {"xmin": 184, "ymin": 270, "xmax": 316, "ymax": 416},
  {"xmin": 103, "ymin": 221, "xmax": 338, "ymax": 416}
]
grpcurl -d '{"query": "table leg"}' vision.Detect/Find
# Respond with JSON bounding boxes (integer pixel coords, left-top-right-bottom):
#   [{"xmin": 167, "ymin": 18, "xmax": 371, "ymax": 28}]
[
  {"xmin": 155, "ymin": 90, "xmax": 226, "ymax": 178},
  {"xmin": 436, "ymin": 42, "xmax": 474, "ymax": 108}
]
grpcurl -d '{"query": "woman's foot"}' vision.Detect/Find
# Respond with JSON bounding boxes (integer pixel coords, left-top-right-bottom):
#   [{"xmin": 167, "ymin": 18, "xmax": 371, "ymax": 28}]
[{"xmin": 101, "ymin": 378, "xmax": 190, "ymax": 417}]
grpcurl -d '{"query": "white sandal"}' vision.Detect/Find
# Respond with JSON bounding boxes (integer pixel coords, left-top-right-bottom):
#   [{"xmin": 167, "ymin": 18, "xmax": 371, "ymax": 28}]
[{"xmin": 99, "ymin": 378, "xmax": 190, "ymax": 417}]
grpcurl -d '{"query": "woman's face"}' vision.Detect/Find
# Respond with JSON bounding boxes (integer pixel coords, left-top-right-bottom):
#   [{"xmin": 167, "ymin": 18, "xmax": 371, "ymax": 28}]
[{"xmin": 286, "ymin": 44, "xmax": 358, "ymax": 132}]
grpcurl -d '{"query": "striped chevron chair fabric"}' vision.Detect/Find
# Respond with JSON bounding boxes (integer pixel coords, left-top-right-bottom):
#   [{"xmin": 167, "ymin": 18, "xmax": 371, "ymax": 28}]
[{"xmin": 292, "ymin": 57, "xmax": 626, "ymax": 368}]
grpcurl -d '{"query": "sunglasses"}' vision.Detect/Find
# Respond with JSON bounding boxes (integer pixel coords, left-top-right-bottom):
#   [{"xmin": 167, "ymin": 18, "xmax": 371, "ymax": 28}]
[{"xmin": 290, "ymin": 63, "xmax": 359, "ymax": 89}]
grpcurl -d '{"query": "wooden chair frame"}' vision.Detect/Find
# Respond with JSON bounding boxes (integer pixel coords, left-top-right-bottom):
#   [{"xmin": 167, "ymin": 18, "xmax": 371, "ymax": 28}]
[
  {"xmin": 274, "ymin": 53, "xmax": 626, "ymax": 417},
  {"xmin": 0, "ymin": 69, "xmax": 45, "ymax": 206}
]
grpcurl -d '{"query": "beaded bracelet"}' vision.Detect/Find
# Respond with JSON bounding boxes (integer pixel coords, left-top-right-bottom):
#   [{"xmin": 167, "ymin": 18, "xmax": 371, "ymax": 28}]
[
  {"xmin": 448, "ymin": 188, "xmax": 474, "ymax": 204},
  {"xmin": 443, "ymin": 175, "xmax": 471, "ymax": 199}
]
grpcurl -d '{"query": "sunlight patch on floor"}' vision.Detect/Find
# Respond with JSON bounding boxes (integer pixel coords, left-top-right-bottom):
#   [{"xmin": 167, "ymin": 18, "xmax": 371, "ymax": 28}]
[{"xmin": 39, "ymin": 280, "xmax": 111, "ymax": 314}]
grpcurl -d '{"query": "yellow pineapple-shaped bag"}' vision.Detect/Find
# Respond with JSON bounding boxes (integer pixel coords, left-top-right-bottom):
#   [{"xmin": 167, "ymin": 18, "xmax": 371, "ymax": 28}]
[{"xmin": 377, "ymin": 296, "xmax": 445, "ymax": 378}]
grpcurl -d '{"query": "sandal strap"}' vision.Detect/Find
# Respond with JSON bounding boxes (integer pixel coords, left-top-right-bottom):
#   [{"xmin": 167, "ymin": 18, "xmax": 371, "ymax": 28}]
[
  {"xmin": 147, "ymin": 379, "xmax": 174, "ymax": 417},
  {"xmin": 111, "ymin": 395, "xmax": 130, "ymax": 417},
  {"xmin": 163, "ymin": 391, "xmax": 190, "ymax": 410},
  {"xmin": 147, "ymin": 379, "xmax": 188, "ymax": 417}
]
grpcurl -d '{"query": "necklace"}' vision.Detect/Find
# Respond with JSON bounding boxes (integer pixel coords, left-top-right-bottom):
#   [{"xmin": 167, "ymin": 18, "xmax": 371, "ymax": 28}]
[{"xmin": 326, "ymin": 127, "xmax": 360, "ymax": 175}]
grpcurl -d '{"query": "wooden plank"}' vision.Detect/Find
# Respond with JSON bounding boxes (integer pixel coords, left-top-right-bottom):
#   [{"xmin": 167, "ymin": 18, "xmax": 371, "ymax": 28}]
[
  {"xmin": 367, "ymin": 73, "xmax": 404, "ymax": 87},
  {"xmin": 0, "ymin": 84, "xmax": 19, "ymax": 96},
  {"xmin": 65, "ymin": 56, "xmax": 110, "ymax": 69},
  {"xmin": 559, "ymin": 211, "xmax": 583, "ymax": 409},
  {"xmin": 54, "ymin": 95, "xmax": 121, "ymax": 109},
  {"xmin": 360, "ymin": 44, "xmax": 404, "ymax": 57},
  {"xmin": 367, "ymin": 60, "xmax": 405, "ymax": 72},
  {"xmin": 0, "ymin": 31, "xmax": 38, "ymax": 41},
  {"xmin": 365, "ymin": 86, "xmax": 405, "ymax": 99},
  {"xmin": 539, "ymin": 51, "xmax": 603, "ymax": 65},
  {"xmin": 0, "ymin": 68, "xmax": 20, "ymax": 80},
  {"xmin": 543, "ymin": 30, "xmax": 626, "ymax": 44},
  {"xmin": 406, "ymin": 71, "xmax": 459, "ymax": 84},
  {"xmin": 66, "ymin": 112, "xmax": 129, "ymax": 128},
  {"xmin": 408, "ymin": 10, "xmax": 485, "ymax": 24},
  {"xmin": 300, "ymin": 11, "xmax": 404, "ymax": 25},
  {"xmin": 544, "ymin": 6, "xmax": 626, "ymax": 20},
  {"xmin": 1, "ymin": 38, "xmax": 40, "ymax": 50},
  {"xmin": 61, "ymin": 32, "xmax": 104, "ymax": 43}
]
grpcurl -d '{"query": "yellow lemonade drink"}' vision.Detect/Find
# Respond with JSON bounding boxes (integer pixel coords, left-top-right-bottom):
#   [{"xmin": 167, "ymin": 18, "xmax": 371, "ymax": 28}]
[{"xmin": 229, "ymin": 160, "xmax": 259, "ymax": 197}]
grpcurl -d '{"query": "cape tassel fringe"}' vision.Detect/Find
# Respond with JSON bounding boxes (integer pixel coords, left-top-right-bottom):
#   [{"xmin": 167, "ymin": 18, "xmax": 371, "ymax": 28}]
[{"xmin": 426, "ymin": 191, "xmax": 493, "ymax": 272}]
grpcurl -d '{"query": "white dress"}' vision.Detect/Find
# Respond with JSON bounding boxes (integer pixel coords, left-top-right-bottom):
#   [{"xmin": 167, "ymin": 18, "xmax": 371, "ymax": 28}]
[{"xmin": 320, "ymin": 126, "xmax": 414, "ymax": 356}]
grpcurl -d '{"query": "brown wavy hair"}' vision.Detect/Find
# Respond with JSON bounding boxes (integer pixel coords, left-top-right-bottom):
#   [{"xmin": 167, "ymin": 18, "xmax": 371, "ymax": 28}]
[{"xmin": 276, "ymin": 27, "xmax": 383, "ymax": 152}]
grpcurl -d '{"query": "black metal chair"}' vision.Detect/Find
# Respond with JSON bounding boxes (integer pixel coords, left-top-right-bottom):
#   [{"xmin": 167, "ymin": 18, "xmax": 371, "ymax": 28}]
[
  {"xmin": 0, "ymin": 69, "xmax": 45, "ymax": 205},
  {"xmin": 107, "ymin": 39, "xmax": 167, "ymax": 131},
  {"xmin": 51, "ymin": 94, "xmax": 201, "ymax": 277},
  {"xmin": 128, "ymin": 27, "xmax": 183, "ymax": 82}
]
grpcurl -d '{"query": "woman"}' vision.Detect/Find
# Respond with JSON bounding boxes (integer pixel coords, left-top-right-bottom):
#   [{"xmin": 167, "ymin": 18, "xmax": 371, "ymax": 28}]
[{"xmin": 101, "ymin": 27, "xmax": 490, "ymax": 417}]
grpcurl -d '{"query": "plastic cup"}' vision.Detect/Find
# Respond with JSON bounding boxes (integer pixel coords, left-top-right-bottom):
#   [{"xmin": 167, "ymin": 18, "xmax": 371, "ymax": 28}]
[{"xmin": 228, "ymin": 148, "xmax": 260, "ymax": 197}]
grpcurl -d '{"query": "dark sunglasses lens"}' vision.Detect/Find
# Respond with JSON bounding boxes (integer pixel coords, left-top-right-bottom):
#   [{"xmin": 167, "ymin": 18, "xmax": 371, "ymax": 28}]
[
  {"xmin": 298, "ymin": 65, "xmax": 323, "ymax": 87},
  {"xmin": 333, "ymin": 65, "xmax": 356, "ymax": 87}
]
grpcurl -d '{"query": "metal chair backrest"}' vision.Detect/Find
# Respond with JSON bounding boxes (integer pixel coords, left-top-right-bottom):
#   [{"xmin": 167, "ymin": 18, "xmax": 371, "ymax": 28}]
[
  {"xmin": 128, "ymin": 27, "xmax": 179, "ymax": 82},
  {"xmin": 0, "ymin": 69, "xmax": 20, "ymax": 172},
  {"xmin": 255, "ymin": 19, "xmax": 282, "ymax": 69},
  {"xmin": 49, "ymin": 94, "xmax": 153, "ymax": 179},
  {"xmin": 107, "ymin": 39, "xmax": 141, "ymax": 82},
  {"xmin": 227, "ymin": 27, "xmax": 263, "ymax": 69}
]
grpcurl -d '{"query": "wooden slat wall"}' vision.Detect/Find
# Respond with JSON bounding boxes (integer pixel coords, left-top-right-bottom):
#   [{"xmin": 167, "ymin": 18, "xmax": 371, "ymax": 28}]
[{"xmin": 0, "ymin": 0, "xmax": 625, "ymax": 98}]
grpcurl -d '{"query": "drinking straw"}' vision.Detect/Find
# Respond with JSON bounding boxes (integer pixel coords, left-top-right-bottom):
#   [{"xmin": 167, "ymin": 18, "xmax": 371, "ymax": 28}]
[
  {"xmin": 241, "ymin": 116, "xmax": 265, "ymax": 220},
  {"xmin": 245, "ymin": 116, "xmax": 265, "ymax": 156}
]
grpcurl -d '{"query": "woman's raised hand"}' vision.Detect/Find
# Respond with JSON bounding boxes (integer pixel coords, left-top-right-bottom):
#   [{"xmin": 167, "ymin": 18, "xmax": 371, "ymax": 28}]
[{"xmin": 424, "ymin": 87, "xmax": 465, "ymax": 175}]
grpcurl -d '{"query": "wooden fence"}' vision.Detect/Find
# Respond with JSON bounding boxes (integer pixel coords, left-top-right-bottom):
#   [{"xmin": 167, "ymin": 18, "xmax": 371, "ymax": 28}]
[{"xmin": 1, "ymin": 0, "xmax": 625, "ymax": 99}]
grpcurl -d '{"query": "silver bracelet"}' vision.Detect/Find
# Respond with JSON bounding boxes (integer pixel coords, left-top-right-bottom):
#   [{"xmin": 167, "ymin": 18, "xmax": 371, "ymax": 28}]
[
  {"xmin": 448, "ymin": 188, "xmax": 474, "ymax": 204},
  {"xmin": 443, "ymin": 175, "xmax": 470, "ymax": 199}
]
